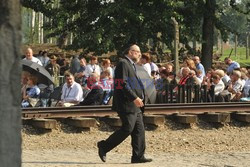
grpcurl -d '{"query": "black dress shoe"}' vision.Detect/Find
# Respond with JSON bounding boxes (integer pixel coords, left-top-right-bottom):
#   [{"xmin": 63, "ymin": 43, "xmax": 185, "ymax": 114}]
[
  {"xmin": 131, "ymin": 157, "xmax": 152, "ymax": 163},
  {"xmin": 97, "ymin": 141, "xmax": 106, "ymax": 162}
]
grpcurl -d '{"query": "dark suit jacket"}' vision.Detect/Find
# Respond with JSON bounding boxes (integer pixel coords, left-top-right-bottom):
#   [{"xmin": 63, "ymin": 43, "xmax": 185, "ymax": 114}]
[
  {"xmin": 79, "ymin": 85, "xmax": 104, "ymax": 105},
  {"xmin": 112, "ymin": 57, "xmax": 145, "ymax": 114}
]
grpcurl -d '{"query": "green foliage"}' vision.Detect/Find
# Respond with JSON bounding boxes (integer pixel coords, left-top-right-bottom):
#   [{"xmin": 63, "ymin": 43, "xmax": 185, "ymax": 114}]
[{"xmin": 21, "ymin": 0, "xmax": 250, "ymax": 61}]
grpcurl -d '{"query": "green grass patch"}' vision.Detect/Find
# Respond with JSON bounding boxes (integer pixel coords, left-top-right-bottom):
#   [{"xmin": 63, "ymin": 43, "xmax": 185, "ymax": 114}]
[{"xmin": 219, "ymin": 47, "xmax": 250, "ymax": 67}]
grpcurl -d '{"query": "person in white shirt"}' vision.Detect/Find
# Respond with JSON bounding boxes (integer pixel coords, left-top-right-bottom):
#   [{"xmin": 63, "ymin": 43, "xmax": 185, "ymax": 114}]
[
  {"xmin": 85, "ymin": 56, "xmax": 101, "ymax": 77},
  {"xmin": 211, "ymin": 74, "xmax": 225, "ymax": 95},
  {"xmin": 23, "ymin": 48, "xmax": 42, "ymax": 66},
  {"xmin": 228, "ymin": 70, "xmax": 244, "ymax": 101},
  {"xmin": 140, "ymin": 53, "xmax": 151, "ymax": 76},
  {"xmin": 242, "ymin": 70, "xmax": 250, "ymax": 97},
  {"xmin": 38, "ymin": 51, "xmax": 50, "ymax": 67},
  {"xmin": 102, "ymin": 59, "xmax": 114, "ymax": 78},
  {"xmin": 58, "ymin": 73, "xmax": 83, "ymax": 107}
]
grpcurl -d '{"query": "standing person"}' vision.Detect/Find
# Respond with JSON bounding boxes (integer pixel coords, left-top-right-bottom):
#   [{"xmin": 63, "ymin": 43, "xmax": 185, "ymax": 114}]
[
  {"xmin": 140, "ymin": 53, "xmax": 151, "ymax": 76},
  {"xmin": 74, "ymin": 56, "xmax": 87, "ymax": 87},
  {"xmin": 70, "ymin": 55, "xmax": 81, "ymax": 75},
  {"xmin": 45, "ymin": 55, "xmax": 60, "ymax": 86},
  {"xmin": 23, "ymin": 47, "xmax": 42, "ymax": 66},
  {"xmin": 224, "ymin": 57, "xmax": 240, "ymax": 74},
  {"xmin": 193, "ymin": 56, "xmax": 205, "ymax": 78},
  {"xmin": 85, "ymin": 56, "xmax": 101, "ymax": 77},
  {"xmin": 97, "ymin": 44, "xmax": 152, "ymax": 164},
  {"xmin": 38, "ymin": 51, "xmax": 50, "ymax": 67}
]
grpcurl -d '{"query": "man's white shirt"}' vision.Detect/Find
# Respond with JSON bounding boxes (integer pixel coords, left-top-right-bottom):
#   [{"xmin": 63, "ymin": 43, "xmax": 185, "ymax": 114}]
[
  {"xmin": 85, "ymin": 64, "xmax": 101, "ymax": 77},
  {"xmin": 23, "ymin": 57, "xmax": 43, "ymax": 66},
  {"xmin": 61, "ymin": 81, "xmax": 83, "ymax": 102}
]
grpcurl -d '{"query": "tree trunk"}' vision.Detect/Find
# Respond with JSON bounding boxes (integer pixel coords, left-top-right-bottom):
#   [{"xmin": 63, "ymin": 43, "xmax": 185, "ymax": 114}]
[
  {"xmin": 0, "ymin": 0, "xmax": 22, "ymax": 166},
  {"xmin": 201, "ymin": 0, "xmax": 216, "ymax": 70},
  {"xmin": 31, "ymin": 10, "xmax": 36, "ymax": 43},
  {"xmin": 172, "ymin": 17, "xmax": 180, "ymax": 75},
  {"xmin": 246, "ymin": 33, "xmax": 249, "ymax": 59},
  {"xmin": 235, "ymin": 34, "xmax": 237, "ymax": 57},
  {"xmin": 39, "ymin": 12, "xmax": 44, "ymax": 44}
]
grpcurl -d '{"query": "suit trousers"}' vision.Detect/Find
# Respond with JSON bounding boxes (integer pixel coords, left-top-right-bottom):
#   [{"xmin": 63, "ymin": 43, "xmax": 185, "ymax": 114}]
[{"xmin": 101, "ymin": 111, "xmax": 145, "ymax": 159}]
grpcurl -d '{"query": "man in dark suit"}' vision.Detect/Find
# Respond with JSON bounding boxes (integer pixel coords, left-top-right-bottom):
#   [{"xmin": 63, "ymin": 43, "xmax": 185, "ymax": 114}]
[
  {"xmin": 77, "ymin": 73, "xmax": 104, "ymax": 105},
  {"xmin": 97, "ymin": 44, "xmax": 152, "ymax": 163}
]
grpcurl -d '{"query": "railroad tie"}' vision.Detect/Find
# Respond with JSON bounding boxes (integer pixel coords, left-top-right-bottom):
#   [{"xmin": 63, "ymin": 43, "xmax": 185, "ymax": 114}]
[
  {"xmin": 66, "ymin": 118, "xmax": 97, "ymax": 128},
  {"xmin": 202, "ymin": 112, "xmax": 231, "ymax": 123},
  {"xmin": 104, "ymin": 116, "xmax": 122, "ymax": 127},
  {"xmin": 30, "ymin": 118, "xmax": 57, "ymax": 130},
  {"xmin": 143, "ymin": 115, "xmax": 165, "ymax": 127},
  {"xmin": 232, "ymin": 112, "xmax": 250, "ymax": 123},
  {"xmin": 173, "ymin": 114, "xmax": 197, "ymax": 124}
]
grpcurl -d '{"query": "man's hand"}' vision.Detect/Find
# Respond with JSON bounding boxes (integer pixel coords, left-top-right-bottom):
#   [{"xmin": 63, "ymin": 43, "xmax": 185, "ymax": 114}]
[{"xmin": 133, "ymin": 97, "xmax": 144, "ymax": 107}]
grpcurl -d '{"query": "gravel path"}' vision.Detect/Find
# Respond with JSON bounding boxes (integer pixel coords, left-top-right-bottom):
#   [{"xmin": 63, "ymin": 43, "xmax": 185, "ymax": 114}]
[{"xmin": 22, "ymin": 119, "xmax": 250, "ymax": 167}]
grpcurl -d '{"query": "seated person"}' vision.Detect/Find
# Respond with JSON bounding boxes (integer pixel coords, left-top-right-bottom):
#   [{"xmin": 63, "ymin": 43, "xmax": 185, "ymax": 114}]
[
  {"xmin": 99, "ymin": 70, "xmax": 113, "ymax": 104},
  {"xmin": 221, "ymin": 70, "xmax": 243, "ymax": 101},
  {"xmin": 207, "ymin": 74, "xmax": 225, "ymax": 102},
  {"xmin": 21, "ymin": 75, "xmax": 40, "ymax": 108},
  {"xmin": 21, "ymin": 71, "xmax": 30, "ymax": 96},
  {"xmin": 58, "ymin": 73, "xmax": 83, "ymax": 107},
  {"xmin": 179, "ymin": 67, "xmax": 195, "ymax": 86},
  {"xmin": 78, "ymin": 73, "xmax": 104, "ymax": 105},
  {"xmin": 240, "ymin": 69, "xmax": 250, "ymax": 101}
]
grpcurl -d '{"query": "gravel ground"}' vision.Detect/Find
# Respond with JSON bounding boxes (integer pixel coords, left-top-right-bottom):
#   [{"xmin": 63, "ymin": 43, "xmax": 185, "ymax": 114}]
[{"xmin": 22, "ymin": 119, "xmax": 250, "ymax": 167}]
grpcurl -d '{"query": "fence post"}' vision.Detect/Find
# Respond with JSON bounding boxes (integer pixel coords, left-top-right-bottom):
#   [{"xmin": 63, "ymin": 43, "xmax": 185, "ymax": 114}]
[
  {"xmin": 186, "ymin": 85, "xmax": 192, "ymax": 103},
  {"xmin": 165, "ymin": 84, "xmax": 169, "ymax": 103},
  {"xmin": 182, "ymin": 85, "xmax": 186, "ymax": 103},
  {"xmin": 177, "ymin": 85, "xmax": 181, "ymax": 103},
  {"xmin": 210, "ymin": 85, "xmax": 215, "ymax": 102},
  {"xmin": 194, "ymin": 85, "xmax": 200, "ymax": 102},
  {"xmin": 203, "ymin": 85, "xmax": 208, "ymax": 102},
  {"xmin": 170, "ymin": 84, "xmax": 174, "ymax": 103}
]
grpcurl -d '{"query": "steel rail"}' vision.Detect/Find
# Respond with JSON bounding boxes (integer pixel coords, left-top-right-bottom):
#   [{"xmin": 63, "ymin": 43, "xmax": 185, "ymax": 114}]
[
  {"xmin": 22, "ymin": 102, "xmax": 250, "ymax": 111},
  {"xmin": 22, "ymin": 102, "xmax": 250, "ymax": 119}
]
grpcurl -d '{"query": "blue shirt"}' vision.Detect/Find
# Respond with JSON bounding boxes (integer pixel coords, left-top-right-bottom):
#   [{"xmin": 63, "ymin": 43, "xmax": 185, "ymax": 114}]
[
  {"xmin": 196, "ymin": 63, "xmax": 205, "ymax": 77},
  {"xmin": 227, "ymin": 61, "xmax": 240, "ymax": 74}
]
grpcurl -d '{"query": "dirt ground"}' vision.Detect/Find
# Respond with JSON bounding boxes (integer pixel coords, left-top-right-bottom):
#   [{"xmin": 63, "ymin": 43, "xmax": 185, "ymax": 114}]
[{"xmin": 22, "ymin": 119, "xmax": 250, "ymax": 167}]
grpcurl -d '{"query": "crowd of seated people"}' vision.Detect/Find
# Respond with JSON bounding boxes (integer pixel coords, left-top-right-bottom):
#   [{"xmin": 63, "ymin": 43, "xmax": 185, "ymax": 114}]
[{"xmin": 21, "ymin": 47, "xmax": 250, "ymax": 108}]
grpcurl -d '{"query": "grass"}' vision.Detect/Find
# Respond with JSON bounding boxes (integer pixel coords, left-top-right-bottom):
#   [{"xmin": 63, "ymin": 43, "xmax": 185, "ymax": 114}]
[{"xmin": 219, "ymin": 47, "xmax": 250, "ymax": 67}]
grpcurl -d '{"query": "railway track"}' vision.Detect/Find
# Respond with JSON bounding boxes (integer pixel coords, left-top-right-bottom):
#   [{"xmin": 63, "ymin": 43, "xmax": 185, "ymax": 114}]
[{"xmin": 22, "ymin": 102, "xmax": 250, "ymax": 119}]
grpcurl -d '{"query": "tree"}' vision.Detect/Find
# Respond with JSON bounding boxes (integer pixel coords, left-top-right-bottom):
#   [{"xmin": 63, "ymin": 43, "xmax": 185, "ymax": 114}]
[
  {"xmin": 0, "ymin": 0, "xmax": 22, "ymax": 166},
  {"xmin": 201, "ymin": 0, "xmax": 216, "ymax": 70},
  {"xmin": 21, "ymin": 0, "xmax": 249, "ymax": 67}
]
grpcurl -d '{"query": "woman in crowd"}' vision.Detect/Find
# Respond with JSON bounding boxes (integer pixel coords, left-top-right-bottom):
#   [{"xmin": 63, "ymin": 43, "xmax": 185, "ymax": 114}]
[
  {"xmin": 102, "ymin": 59, "xmax": 113, "ymax": 78},
  {"xmin": 140, "ymin": 53, "xmax": 151, "ymax": 76},
  {"xmin": 21, "ymin": 71, "xmax": 31, "ymax": 96},
  {"xmin": 100, "ymin": 70, "xmax": 113, "ymax": 104},
  {"xmin": 21, "ymin": 75, "xmax": 41, "ymax": 108}
]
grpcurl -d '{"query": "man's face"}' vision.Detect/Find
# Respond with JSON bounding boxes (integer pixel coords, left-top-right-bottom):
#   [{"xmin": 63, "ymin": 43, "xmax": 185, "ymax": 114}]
[
  {"xmin": 140, "ymin": 58, "xmax": 146, "ymax": 64},
  {"xmin": 224, "ymin": 59, "xmax": 231, "ymax": 65},
  {"xmin": 80, "ymin": 59, "xmax": 86, "ymax": 66},
  {"xmin": 26, "ymin": 49, "xmax": 33, "ymax": 60},
  {"xmin": 91, "ymin": 59, "xmax": 97, "ymax": 65},
  {"xmin": 166, "ymin": 65, "xmax": 173, "ymax": 73},
  {"xmin": 128, "ymin": 45, "xmax": 141, "ymax": 62},
  {"xmin": 182, "ymin": 68, "xmax": 189, "ymax": 77},
  {"xmin": 193, "ymin": 57, "xmax": 199, "ymax": 65},
  {"xmin": 66, "ymin": 76, "xmax": 74, "ymax": 86}
]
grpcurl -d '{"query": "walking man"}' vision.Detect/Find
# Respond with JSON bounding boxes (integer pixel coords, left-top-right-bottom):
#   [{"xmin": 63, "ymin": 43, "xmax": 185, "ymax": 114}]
[{"xmin": 97, "ymin": 44, "xmax": 152, "ymax": 163}]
